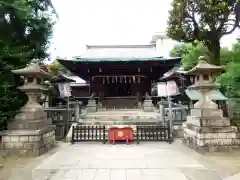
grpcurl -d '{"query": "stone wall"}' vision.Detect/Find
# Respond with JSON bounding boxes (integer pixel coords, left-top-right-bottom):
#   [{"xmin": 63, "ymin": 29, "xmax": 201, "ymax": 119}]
[{"xmin": 0, "ymin": 128, "xmax": 55, "ymax": 156}]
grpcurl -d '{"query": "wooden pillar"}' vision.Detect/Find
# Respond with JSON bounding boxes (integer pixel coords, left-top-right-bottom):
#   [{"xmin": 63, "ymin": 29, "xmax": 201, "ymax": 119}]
[
  {"xmin": 99, "ymin": 77, "xmax": 105, "ymax": 105},
  {"xmin": 89, "ymin": 76, "xmax": 92, "ymax": 96},
  {"xmin": 141, "ymin": 76, "xmax": 149, "ymax": 96},
  {"xmin": 136, "ymin": 76, "xmax": 143, "ymax": 106}
]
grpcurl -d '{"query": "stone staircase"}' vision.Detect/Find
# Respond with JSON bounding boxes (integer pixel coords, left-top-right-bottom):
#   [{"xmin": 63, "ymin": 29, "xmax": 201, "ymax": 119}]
[
  {"xmin": 102, "ymin": 98, "xmax": 137, "ymax": 109},
  {"xmin": 80, "ymin": 109, "xmax": 162, "ymax": 125}
]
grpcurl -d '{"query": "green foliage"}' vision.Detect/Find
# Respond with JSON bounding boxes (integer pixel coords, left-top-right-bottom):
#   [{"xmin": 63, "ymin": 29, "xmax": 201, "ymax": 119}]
[
  {"xmin": 167, "ymin": 0, "xmax": 240, "ymax": 65},
  {"xmin": 0, "ymin": 0, "xmax": 55, "ymax": 129},
  {"xmin": 47, "ymin": 59, "xmax": 68, "ymax": 75},
  {"xmin": 170, "ymin": 41, "xmax": 240, "ymax": 97},
  {"xmin": 217, "ymin": 43, "xmax": 240, "ymax": 97},
  {"xmin": 170, "ymin": 41, "xmax": 209, "ymax": 70}
]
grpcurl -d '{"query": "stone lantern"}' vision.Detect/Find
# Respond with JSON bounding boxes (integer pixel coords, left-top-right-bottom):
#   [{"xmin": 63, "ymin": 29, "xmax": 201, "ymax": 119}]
[
  {"xmin": 182, "ymin": 56, "xmax": 240, "ymax": 152},
  {"xmin": 0, "ymin": 62, "xmax": 56, "ymax": 156}
]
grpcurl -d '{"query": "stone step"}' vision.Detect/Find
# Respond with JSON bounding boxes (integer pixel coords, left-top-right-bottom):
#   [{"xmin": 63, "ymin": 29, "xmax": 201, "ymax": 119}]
[
  {"xmin": 98, "ymin": 108, "xmax": 141, "ymax": 111},
  {"xmin": 88, "ymin": 111, "xmax": 158, "ymax": 114},
  {"xmin": 85, "ymin": 112, "xmax": 160, "ymax": 116},
  {"xmin": 80, "ymin": 119, "xmax": 163, "ymax": 125},
  {"xmin": 84, "ymin": 116, "xmax": 160, "ymax": 120},
  {"xmin": 83, "ymin": 117, "xmax": 161, "ymax": 121},
  {"xmin": 86, "ymin": 113, "xmax": 160, "ymax": 116}
]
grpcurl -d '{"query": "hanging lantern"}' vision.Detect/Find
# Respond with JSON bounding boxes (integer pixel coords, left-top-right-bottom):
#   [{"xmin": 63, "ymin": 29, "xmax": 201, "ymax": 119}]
[
  {"xmin": 124, "ymin": 76, "xmax": 127, "ymax": 83},
  {"xmin": 107, "ymin": 76, "xmax": 109, "ymax": 83},
  {"xmin": 133, "ymin": 76, "xmax": 136, "ymax": 83},
  {"xmin": 99, "ymin": 68, "xmax": 102, "ymax": 72},
  {"xmin": 138, "ymin": 68, "xmax": 140, "ymax": 72},
  {"xmin": 120, "ymin": 76, "xmax": 122, "ymax": 83},
  {"xmin": 115, "ymin": 76, "xmax": 118, "ymax": 83}
]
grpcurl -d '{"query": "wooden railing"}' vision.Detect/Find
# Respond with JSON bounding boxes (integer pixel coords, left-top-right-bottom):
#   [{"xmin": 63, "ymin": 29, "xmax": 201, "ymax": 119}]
[
  {"xmin": 136, "ymin": 122, "xmax": 172, "ymax": 143},
  {"xmin": 71, "ymin": 123, "xmax": 172, "ymax": 144},
  {"xmin": 71, "ymin": 125, "xmax": 106, "ymax": 143}
]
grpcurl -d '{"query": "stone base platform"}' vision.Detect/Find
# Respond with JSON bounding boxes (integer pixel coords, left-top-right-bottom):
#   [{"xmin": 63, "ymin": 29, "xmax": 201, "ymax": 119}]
[
  {"xmin": 182, "ymin": 122, "xmax": 240, "ymax": 153},
  {"xmin": 0, "ymin": 125, "xmax": 56, "ymax": 156}
]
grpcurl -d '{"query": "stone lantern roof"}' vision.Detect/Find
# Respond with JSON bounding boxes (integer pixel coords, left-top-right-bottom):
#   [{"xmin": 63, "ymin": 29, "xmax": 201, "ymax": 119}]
[
  {"xmin": 12, "ymin": 63, "xmax": 50, "ymax": 78},
  {"xmin": 185, "ymin": 56, "xmax": 224, "ymax": 75}
]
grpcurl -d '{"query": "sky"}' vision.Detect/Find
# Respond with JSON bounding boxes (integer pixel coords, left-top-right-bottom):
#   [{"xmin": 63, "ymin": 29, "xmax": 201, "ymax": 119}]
[{"xmin": 50, "ymin": 0, "xmax": 239, "ymax": 58}]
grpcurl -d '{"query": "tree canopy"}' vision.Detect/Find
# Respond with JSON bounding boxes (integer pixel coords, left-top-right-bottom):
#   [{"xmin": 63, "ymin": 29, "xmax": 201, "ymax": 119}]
[
  {"xmin": 167, "ymin": 0, "xmax": 240, "ymax": 65},
  {"xmin": 170, "ymin": 41, "xmax": 209, "ymax": 70},
  {"xmin": 0, "ymin": 0, "xmax": 55, "ymax": 129},
  {"xmin": 170, "ymin": 41, "xmax": 240, "ymax": 97},
  {"xmin": 217, "ymin": 42, "xmax": 240, "ymax": 97}
]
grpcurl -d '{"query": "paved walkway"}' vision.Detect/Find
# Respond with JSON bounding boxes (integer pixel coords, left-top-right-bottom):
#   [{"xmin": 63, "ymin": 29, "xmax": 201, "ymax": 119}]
[
  {"xmin": 3, "ymin": 141, "xmax": 240, "ymax": 180},
  {"xmin": 33, "ymin": 142, "xmax": 238, "ymax": 180}
]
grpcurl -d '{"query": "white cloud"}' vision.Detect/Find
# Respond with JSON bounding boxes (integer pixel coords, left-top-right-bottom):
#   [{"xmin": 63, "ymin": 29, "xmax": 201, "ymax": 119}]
[{"xmin": 50, "ymin": 0, "xmax": 239, "ymax": 57}]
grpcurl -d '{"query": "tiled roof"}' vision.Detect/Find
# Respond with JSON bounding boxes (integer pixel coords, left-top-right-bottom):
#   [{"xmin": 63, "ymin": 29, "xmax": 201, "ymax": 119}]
[{"xmin": 69, "ymin": 45, "xmax": 180, "ymax": 62}]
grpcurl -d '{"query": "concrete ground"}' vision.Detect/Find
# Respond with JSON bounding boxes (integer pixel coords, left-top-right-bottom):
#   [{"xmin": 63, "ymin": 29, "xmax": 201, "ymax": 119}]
[{"xmin": 1, "ymin": 140, "xmax": 240, "ymax": 180}]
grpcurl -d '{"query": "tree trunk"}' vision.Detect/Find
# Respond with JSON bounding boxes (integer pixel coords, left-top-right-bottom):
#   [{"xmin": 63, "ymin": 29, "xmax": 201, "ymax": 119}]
[{"xmin": 206, "ymin": 40, "xmax": 221, "ymax": 65}]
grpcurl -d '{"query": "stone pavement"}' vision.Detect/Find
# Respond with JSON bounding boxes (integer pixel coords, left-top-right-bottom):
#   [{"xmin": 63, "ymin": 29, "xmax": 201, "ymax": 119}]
[
  {"xmin": 31, "ymin": 141, "xmax": 238, "ymax": 180},
  {"xmin": 3, "ymin": 141, "xmax": 240, "ymax": 180}
]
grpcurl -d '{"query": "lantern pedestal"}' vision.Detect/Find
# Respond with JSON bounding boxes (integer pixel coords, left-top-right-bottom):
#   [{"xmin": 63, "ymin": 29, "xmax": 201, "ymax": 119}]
[
  {"xmin": 0, "ymin": 63, "xmax": 56, "ymax": 156},
  {"xmin": 0, "ymin": 126, "xmax": 55, "ymax": 156},
  {"xmin": 182, "ymin": 109, "xmax": 240, "ymax": 153}
]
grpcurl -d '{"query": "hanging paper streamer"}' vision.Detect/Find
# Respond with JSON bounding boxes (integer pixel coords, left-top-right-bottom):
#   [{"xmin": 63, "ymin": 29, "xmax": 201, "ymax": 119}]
[
  {"xmin": 124, "ymin": 76, "xmax": 127, "ymax": 83},
  {"xmin": 133, "ymin": 76, "xmax": 135, "ymax": 83}
]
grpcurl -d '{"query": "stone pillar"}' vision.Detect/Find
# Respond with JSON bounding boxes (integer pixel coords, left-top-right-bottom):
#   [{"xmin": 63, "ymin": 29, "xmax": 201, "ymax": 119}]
[
  {"xmin": 0, "ymin": 62, "xmax": 56, "ymax": 156},
  {"xmin": 158, "ymin": 102, "xmax": 165, "ymax": 121}
]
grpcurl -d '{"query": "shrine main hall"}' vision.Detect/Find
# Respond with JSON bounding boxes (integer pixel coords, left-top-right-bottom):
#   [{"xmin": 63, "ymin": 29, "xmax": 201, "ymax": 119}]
[{"xmin": 58, "ymin": 43, "xmax": 181, "ymax": 109}]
